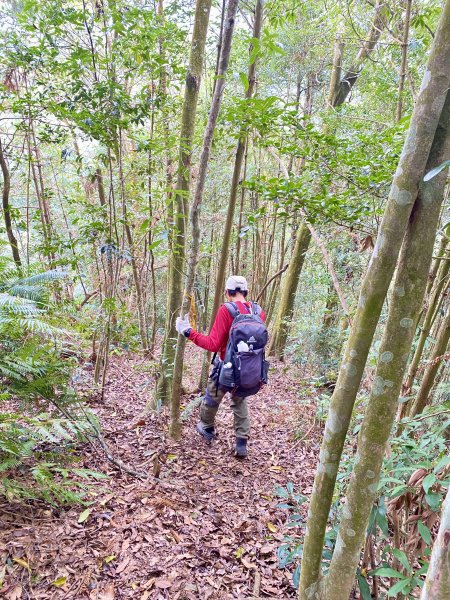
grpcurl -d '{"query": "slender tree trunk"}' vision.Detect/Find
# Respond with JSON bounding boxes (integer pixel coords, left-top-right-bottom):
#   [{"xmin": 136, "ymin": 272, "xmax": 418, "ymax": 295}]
[
  {"xmin": 328, "ymin": 40, "xmax": 344, "ymax": 107},
  {"xmin": 155, "ymin": 0, "xmax": 212, "ymax": 406},
  {"xmin": 235, "ymin": 138, "xmax": 248, "ymax": 269},
  {"xmin": 421, "ymin": 486, "xmax": 450, "ymax": 600},
  {"xmin": 169, "ymin": 0, "xmax": 239, "ymax": 439},
  {"xmin": 330, "ymin": 2, "xmax": 389, "ymax": 107},
  {"xmin": 299, "ymin": 6, "xmax": 450, "ymax": 595},
  {"xmin": 118, "ymin": 133, "xmax": 149, "ymax": 351},
  {"xmin": 403, "ymin": 255, "xmax": 450, "ymax": 395},
  {"xmin": 396, "ymin": 0, "xmax": 412, "ymax": 122},
  {"xmin": 0, "ymin": 139, "xmax": 21, "ymax": 269},
  {"xmin": 409, "ymin": 303, "xmax": 450, "ymax": 417},
  {"xmin": 322, "ymin": 91, "xmax": 450, "ymax": 600},
  {"xmin": 268, "ymin": 223, "xmax": 311, "ymax": 360},
  {"xmin": 209, "ymin": 0, "xmax": 263, "ymax": 326}
]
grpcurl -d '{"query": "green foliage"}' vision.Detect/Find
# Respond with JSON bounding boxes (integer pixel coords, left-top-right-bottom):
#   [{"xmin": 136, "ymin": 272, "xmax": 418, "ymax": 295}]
[{"xmin": 0, "ymin": 262, "xmax": 103, "ymax": 504}]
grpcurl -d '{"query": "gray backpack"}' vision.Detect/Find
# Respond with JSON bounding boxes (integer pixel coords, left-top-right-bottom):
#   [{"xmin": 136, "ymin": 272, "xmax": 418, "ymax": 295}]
[{"xmin": 218, "ymin": 302, "xmax": 269, "ymax": 396}]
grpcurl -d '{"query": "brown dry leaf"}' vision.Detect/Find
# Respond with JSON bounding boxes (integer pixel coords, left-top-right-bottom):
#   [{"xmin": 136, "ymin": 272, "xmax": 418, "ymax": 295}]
[
  {"xmin": 115, "ymin": 555, "xmax": 131, "ymax": 574},
  {"xmin": 6, "ymin": 585, "xmax": 23, "ymax": 600},
  {"xmin": 98, "ymin": 583, "xmax": 115, "ymax": 600},
  {"xmin": 241, "ymin": 558, "xmax": 256, "ymax": 570},
  {"xmin": 155, "ymin": 578, "xmax": 173, "ymax": 589}
]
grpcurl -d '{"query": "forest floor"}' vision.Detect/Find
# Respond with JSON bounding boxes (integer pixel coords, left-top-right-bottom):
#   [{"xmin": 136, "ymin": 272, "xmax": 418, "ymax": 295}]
[{"xmin": 1, "ymin": 348, "xmax": 323, "ymax": 600}]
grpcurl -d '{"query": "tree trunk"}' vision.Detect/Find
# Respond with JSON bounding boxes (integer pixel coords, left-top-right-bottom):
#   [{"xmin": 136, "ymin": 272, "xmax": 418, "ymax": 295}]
[
  {"xmin": 155, "ymin": 0, "xmax": 212, "ymax": 407},
  {"xmin": 328, "ymin": 40, "xmax": 344, "ymax": 107},
  {"xmin": 0, "ymin": 139, "xmax": 21, "ymax": 269},
  {"xmin": 209, "ymin": 0, "xmax": 263, "ymax": 326},
  {"xmin": 420, "ymin": 486, "xmax": 450, "ymax": 600},
  {"xmin": 299, "ymin": 5, "xmax": 450, "ymax": 595},
  {"xmin": 396, "ymin": 0, "xmax": 412, "ymax": 122},
  {"xmin": 169, "ymin": 0, "xmax": 239, "ymax": 439},
  {"xmin": 403, "ymin": 254, "xmax": 450, "ymax": 395},
  {"xmin": 322, "ymin": 90, "xmax": 450, "ymax": 600},
  {"xmin": 409, "ymin": 303, "xmax": 450, "ymax": 418},
  {"xmin": 331, "ymin": 2, "xmax": 389, "ymax": 107},
  {"xmin": 268, "ymin": 223, "xmax": 311, "ymax": 360}
]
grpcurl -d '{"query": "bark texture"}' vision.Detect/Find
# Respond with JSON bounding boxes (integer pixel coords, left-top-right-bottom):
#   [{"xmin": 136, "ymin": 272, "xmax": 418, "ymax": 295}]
[
  {"xmin": 0, "ymin": 139, "xmax": 21, "ymax": 268},
  {"xmin": 155, "ymin": 0, "xmax": 212, "ymax": 406},
  {"xmin": 409, "ymin": 303, "xmax": 450, "ymax": 418},
  {"xmin": 421, "ymin": 486, "xmax": 450, "ymax": 600},
  {"xmin": 299, "ymin": 4, "xmax": 450, "ymax": 595},
  {"xmin": 169, "ymin": 0, "xmax": 239, "ymax": 438},
  {"xmin": 322, "ymin": 90, "xmax": 450, "ymax": 600},
  {"xmin": 330, "ymin": 2, "xmax": 389, "ymax": 107},
  {"xmin": 209, "ymin": 0, "xmax": 263, "ymax": 326},
  {"xmin": 268, "ymin": 223, "xmax": 311, "ymax": 360}
]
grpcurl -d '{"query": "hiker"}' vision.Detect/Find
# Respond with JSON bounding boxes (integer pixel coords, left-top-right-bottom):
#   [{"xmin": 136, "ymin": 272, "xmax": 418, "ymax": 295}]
[{"xmin": 175, "ymin": 275, "xmax": 268, "ymax": 458}]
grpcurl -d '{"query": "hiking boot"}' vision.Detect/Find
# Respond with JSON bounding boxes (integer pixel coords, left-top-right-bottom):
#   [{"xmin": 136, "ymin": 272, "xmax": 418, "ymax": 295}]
[
  {"xmin": 196, "ymin": 421, "xmax": 216, "ymax": 443},
  {"xmin": 235, "ymin": 437, "xmax": 248, "ymax": 458}
]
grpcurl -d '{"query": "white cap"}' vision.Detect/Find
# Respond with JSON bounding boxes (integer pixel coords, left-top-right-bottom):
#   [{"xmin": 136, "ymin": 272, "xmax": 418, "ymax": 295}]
[{"xmin": 225, "ymin": 275, "xmax": 248, "ymax": 291}]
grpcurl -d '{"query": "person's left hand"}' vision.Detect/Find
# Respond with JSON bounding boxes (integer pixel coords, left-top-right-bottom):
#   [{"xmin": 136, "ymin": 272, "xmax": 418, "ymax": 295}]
[{"xmin": 176, "ymin": 314, "xmax": 191, "ymax": 336}]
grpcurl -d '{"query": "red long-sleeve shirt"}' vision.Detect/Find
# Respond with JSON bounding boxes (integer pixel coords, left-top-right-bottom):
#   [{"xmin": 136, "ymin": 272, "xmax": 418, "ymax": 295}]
[{"xmin": 188, "ymin": 301, "xmax": 266, "ymax": 360}]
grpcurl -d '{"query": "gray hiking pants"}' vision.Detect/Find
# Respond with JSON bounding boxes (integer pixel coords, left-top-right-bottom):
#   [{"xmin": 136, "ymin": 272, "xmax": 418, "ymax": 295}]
[{"xmin": 199, "ymin": 376, "xmax": 250, "ymax": 439}]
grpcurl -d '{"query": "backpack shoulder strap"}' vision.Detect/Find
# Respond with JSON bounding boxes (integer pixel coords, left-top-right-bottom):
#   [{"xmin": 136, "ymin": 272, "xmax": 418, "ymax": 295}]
[
  {"xmin": 224, "ymin": 302, "xmax": 240, "ymax": 318},
  {"xmin": 251, "ymin": 302, "xmax": 262, "ymax": 315}
]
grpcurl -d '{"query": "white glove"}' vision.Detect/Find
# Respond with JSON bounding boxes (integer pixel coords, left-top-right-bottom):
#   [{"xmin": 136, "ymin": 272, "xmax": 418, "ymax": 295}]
[{"xmin": 176, "ymin": 314, "xmax": 191, "ymax": 336}]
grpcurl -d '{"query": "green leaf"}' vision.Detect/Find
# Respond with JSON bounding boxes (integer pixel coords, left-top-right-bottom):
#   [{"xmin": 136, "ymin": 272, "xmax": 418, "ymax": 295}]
[
  {"xmin": 52, "ymin": 575, "xmax": 67, "ymax": 588},
  {"xmin": 422, "ymin": 473, "xmax": 436, "ymax": 494},
  {"xmin": 423, "ymin": 160, "xmax": 450, "ymax": 182},
  {"xmin": 425, "ymin": 492, "xmax": 441, "ymax": 511},
  {"xmin": 387, "ymin": 578, "xmax": 411, "ymax": 597},
  {"xmin": 370, "ymin": 567, "xmax": 406, "ymax": 579},
  {"xmin": 434, "ymin": 455, "xmax": 450, "ymax": 473},
  {"xmin": 356, "ymin": 569, "xmax": 371, "ymax": 600},
  {"xmin": 391, "ymin": 548, "xmax": 412, "ymax": 574},
  {"xmin": 418, "ymin": 521, "xmax": 432, "ymax": 545},
  {"xmin": 78, "ymin": 507, "xmax": 92, "ymax": 523},
  {"xmin": 239, "ymin": 72, "xmax": 249, "ymax": 93}
]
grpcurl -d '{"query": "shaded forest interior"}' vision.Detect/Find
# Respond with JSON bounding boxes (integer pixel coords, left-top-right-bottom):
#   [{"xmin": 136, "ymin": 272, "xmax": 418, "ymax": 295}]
[{"xmin": 1, "ymin": 0, "xmax": 450, "ymax": 599}]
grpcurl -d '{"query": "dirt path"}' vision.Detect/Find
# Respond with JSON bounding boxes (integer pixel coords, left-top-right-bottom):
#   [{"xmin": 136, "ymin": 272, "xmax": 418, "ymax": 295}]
[{"xmin": 1, "ymin": 352, "xmax": 319, "ymax": 599}]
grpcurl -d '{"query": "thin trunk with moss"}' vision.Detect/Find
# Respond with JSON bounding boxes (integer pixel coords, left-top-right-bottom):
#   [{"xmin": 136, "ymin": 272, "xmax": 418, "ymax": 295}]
[
  {"xmin": 268, "ymin": 223, "xmax": 311, "ymax": 360},
  {"xmin": 169, "ymin": 0, "xmax": 239, "ymax": 439},
  {"xmin": 209, "ymin": 0, "xmax": 263, "ymax": 326},
  {"xmin": 403, "ymin": 252, "xmax": 450, "ymax": 395},
  {"xmin": 299, "ymin": 5, "xmax": 450, "ymax": 595},
  {"xmin": 420, "ymin": 485, "xmax": 450, "ymax": 600},
  {"xmin": 0, "ymin": 139, "xmax": 21, "ymax": 269},
  {"xmin": 322, "ymin": 90, "xmax": 450, "ymax": 600},
  {"xmin": 154, "ymin": 0, "xmax": 212, "ymax": 407},
  {"xmin": 409, "ymin": 302, "xmax": 450, "ymax": 418}
]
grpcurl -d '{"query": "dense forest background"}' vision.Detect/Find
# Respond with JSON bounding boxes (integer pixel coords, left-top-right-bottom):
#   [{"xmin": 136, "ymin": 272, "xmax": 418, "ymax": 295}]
[{"xmin": 1, "ymin": 0, "xmax": 450, "ymax": 598}]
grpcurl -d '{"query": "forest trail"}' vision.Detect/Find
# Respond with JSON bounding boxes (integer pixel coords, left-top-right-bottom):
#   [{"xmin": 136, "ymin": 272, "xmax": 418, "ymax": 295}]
[{"xmin": 1, "ymin": 351, "xmax": 319, "ymax": 599}]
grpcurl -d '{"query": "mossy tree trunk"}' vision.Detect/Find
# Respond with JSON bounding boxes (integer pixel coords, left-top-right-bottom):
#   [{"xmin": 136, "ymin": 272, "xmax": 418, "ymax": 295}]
[
  {"xmin": 420, "ymin": 486, "xmax": 450, "ymax": 600},
  {"xmin": 154, "ymin": 0, "xmax": 212, "ymax": 407},
  {"xmin": 209, "ymin": 0, "xmax": 263, "ymax": 326},
  {"xmin": 0, "ymin": 138, "xmax": 21, "ymax": 270},
  {"xmin": 299, "ymin": 4, "xmax": 450, "ymax": 595},
  {"xmin": 409, "ymin": 302, "xmax": 450, "ymax": 418},
  {"xmin": 321, "ymin": 90, "xmax": 450, "ymax": 600},
  {"xmin": 268, "ymin": 223, "xmax": 311, "ymax": 360},
  {"xmin": 403, "ymin": 252, "xmax": 450, "ymax": 396},
  {"xmin": 169, "ymin": 0, "xmax": 239, "ymax": 439},
  {"xmin": 396, "ymin": 0, "xmax": 412, "ymax": 122}
]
